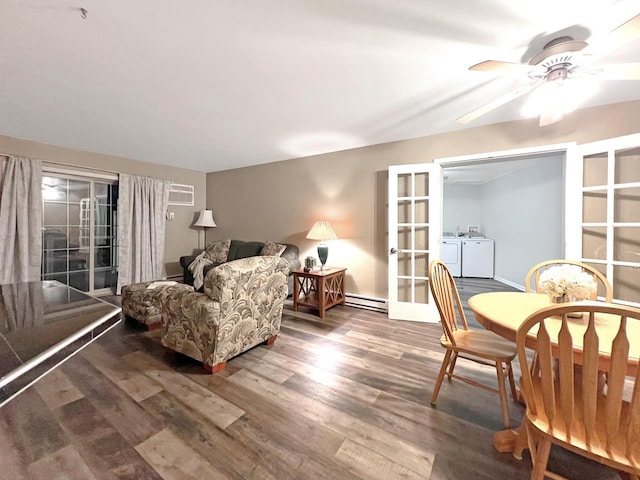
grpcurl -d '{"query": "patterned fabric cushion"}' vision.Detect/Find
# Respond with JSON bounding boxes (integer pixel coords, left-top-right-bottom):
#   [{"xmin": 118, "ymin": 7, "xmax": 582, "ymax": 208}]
[
  {"xmin": 204, "ymin": 239, "xmax": 231, "ymax": 263},
  {"xmin": 121, "ymin": 281, "xmax": 194, "ymax": 327},
  {"xmin": 260, "ymin": 240, "xmax": 286, "ymax": 257}
]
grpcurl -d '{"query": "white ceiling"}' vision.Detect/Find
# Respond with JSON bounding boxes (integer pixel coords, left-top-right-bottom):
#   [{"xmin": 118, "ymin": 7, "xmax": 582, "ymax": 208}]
[{"xmin": 1, "ymin": 0, "xmax": 640, "ymax": 173}]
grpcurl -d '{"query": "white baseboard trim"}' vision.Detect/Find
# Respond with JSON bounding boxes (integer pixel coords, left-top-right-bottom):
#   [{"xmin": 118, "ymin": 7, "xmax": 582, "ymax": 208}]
[
  {"xmin": 345, "ymin": 293, "xmax": 388, "ymax": 313},
  {"xmin": 493, "ymin": 276, "xmax": 525, "ymax": 292}
]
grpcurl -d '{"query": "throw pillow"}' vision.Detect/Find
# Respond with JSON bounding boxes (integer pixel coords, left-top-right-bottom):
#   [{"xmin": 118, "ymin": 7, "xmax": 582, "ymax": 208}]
[
  {"xmin": 204, "ymin": 239, "xmax": 231, "ymax": 263},
  {"xmin": 260, "ymin": 240, "xmax": 286, "ymax": 257}
]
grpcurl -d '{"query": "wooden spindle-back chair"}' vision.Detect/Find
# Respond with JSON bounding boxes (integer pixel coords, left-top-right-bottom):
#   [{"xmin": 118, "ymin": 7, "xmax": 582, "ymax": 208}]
[
  {"xmin": 429, "ymin": 259, "xmax": 518, "ymax": 428},
  {"xmin": 517, "ymin": 302, "xmax": 640, "ymax": 480}
]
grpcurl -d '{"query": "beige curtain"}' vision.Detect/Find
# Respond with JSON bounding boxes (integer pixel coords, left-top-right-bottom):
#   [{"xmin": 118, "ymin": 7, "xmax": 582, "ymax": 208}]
[
  {"xmin": 117, "ymin": 174, "xmax": 171, "ymax": 293},
  {"xmin": 0, "ymin": 156, "xmax": 43, "ymax": 284}
]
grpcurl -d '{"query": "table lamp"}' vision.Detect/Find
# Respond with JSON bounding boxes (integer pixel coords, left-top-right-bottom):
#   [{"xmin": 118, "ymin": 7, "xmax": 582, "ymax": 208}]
[
  {"xmin": 194, "ymin": 209, "xmax": 217, "ymax": 249},
  {"xmin": 306, "ymin": 220, "xmax": 337, "ymax": 268}
]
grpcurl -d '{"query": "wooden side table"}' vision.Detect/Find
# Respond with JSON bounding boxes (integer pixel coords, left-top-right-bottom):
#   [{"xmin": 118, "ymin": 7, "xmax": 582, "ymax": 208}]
[{"xmin": 293, "ymin": 267, "xmax": 346, "ymax": 318}]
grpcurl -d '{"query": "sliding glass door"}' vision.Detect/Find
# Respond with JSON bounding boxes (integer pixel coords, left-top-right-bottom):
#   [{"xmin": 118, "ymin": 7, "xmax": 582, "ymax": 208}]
[{"xmin": 42, "ymin": 173, "xmax": 118, "ymax": 293}]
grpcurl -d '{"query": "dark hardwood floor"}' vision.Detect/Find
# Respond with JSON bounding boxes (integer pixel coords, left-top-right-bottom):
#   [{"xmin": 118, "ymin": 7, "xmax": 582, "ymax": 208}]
[{"xmin": 0, "ymin": 280, "xmax": 623, "ymax": 479}]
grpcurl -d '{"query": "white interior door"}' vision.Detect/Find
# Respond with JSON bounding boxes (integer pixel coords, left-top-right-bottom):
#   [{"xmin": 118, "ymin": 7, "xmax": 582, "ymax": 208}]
[
  {"xmin": 388, "ymin": 164, "xmax": 442, "ymax": 322},
  {"xmin": 570, "ymin": 133, "xmax": 640, "ymax": 306}
]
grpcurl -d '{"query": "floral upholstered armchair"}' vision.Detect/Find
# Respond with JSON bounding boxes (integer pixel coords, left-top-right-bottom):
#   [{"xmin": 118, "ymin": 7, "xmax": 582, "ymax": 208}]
[{"xmin": 159, "ymin": 256, "xmax": 289, "ymax": 373}]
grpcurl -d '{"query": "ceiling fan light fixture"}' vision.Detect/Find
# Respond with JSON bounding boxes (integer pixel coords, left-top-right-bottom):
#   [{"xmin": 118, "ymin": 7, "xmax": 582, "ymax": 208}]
[{"xmin": 522, "ymin": 77, "xmax": 599, "ymax": 120}]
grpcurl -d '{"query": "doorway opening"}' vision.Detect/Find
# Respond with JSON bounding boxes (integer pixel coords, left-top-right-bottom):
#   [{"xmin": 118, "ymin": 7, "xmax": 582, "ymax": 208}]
[{"xmin": 436, "ymin": 143, "xmax": 574, "ymax": 292}]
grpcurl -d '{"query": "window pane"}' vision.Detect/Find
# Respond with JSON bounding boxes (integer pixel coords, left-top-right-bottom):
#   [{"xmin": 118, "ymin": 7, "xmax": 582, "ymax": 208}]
[
  {"xmin": 43, "ymin": 229, "xmax": 68, "ymax": 250},
  {"xmin": 415, "ymin": 226, "xmax": 429, "ymax": 250},
  {"xmin": 68, "ymin": 180, "xmax": 90, "ymax": 203},
  {"xmin": 613, "ymin": 187, "xmax": 640, "ymax": 223},
  {"xmin": 613, "ymin": 265, "xmax": 640, "ymax": 304},
  {"xmin": 398, "ymin": 173, "xmax": 411, "ymax": 197},
  {"xmin": 415, "ymin": 253, "xmax": 428, "ymax": 278},
  {"xmin": 582, "ymin": 227, "xmax": 606, "ymax": 260},
  {"xmin": 94, "ymin": 183, "xmax": 109, "ymax": 197},
  {"xmin": 415, "ymin": 199, "xmax": 428, "ymax": 223},
  {"xmin": 398, "ymin": 227, "xmax": 411, "ymax": 250},
  {"xmin": 397, "ymin": 279, "xmax": 411, "ymax": 302},
  {"xmin": 42, "ymin": 177, "xmax": 67, "ymax": 202},
  {"xmin": 398, "ymin": 252, "xmax": 411, "ymax": 277},
  {"xmin": 94, "ymin": 268, "xmax": 117, "ymax": 290},
  {"xmin": 43, "ymin": 203, "xmax": 67, "ymax": 227},
  {"xmin": 615, "ymin": 147, "xmax": 640, "ymax": 184},
  {"xmin": 95, "ymin": 247, "xmax": 112, "ymax": 268},
  {"xmin": 582, "ymin": 190, "xmax": 607, "ymax": 223},
  {"xmin": 614, "ymin": 227, "xmax": 640, "ymax": 263},
  {"xmin": 68, "ymin": 203, "xmax": 82, "ymax": 226},
  {"xmin": 398, "ymin": 200, "xmax": 411, "ymax": 224},
  {"xmin": 583, "ymin": 153, "xmax": 607, "ymax": 187},
  {"xmin": 42, "ymin": 252, "xmax": 67, "ymax": 274},
  {"xmin": 414, "ymin": 173, "xmax": 429, "ymax": 197},
  {"xmin": 68, "ymin": 249, "xmax": 88, "ymax": 271},
  {"xmin": 69, "ymin": 271, "xmax": 89, "ymax": 291},
  {"xmin": 414, "ymin": 279, "xmax": 429, "ymax": 304}
]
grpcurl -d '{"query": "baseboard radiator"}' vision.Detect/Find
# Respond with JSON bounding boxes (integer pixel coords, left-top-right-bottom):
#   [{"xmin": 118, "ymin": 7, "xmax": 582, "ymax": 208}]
[{"xmin": 345, "ymin": 293, "xmax": 388, "ymax": 313}]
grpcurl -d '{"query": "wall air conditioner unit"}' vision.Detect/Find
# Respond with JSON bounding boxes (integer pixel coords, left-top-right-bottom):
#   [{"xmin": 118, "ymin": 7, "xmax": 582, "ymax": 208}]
[{"xmin": 168, "ymin": 183, "xmax": 194, "ymax": 206}]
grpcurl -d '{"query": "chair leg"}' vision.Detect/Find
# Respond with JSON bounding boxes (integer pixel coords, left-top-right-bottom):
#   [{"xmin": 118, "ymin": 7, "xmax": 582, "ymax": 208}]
[
  {"xmin": 446, "ymin": 352, "xmax": 458, "ymax": 379},
  {"xmin": 529, "ymin": 432, "xmax": 551, "ymax": 480},
  {"xmin": 495, "ymin": 361, "xmax": 511, "ymax": 429},
  {"xmin": 527, "ymin": 422, "xmax": 553, "ymax": 480},
  {"xmin": 507, "ymin": 361, "xmax": 518, "ymax": 401},
  {"xmin": 431, "ymin": 349, "xmax": 453, "ymax": 406}
]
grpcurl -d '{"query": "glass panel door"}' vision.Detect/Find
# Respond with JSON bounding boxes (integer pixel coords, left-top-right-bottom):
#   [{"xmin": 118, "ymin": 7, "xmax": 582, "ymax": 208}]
[
  {"xmin": 42, "ymin": 174, "xmax": 118, "ymax": 293},
  {"xmin": 388, "ymin": 164, "xmax": 442, "ymax": 321},
  {"xmin": 575, "ymin": 134, "xmax": 640, "ymax": 305}
]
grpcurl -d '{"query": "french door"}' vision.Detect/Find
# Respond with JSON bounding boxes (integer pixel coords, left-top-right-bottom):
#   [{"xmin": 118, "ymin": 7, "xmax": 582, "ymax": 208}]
[
  {"xmin": 572, "ymin": 133, "xmax": 640, "ymax": 305},
  {"xmin": 388, "ymin": 164, "xmax": 442, "ymax": 322},
  {"xmin": 42, "ymin": 172, "xmax": 119, "ymax": 293}
]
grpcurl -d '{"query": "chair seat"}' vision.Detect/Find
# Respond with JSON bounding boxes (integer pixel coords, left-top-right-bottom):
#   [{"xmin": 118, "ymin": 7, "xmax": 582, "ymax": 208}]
[{"xmin": 442, "ymin": 329, "xmax": 517, "ymax": 361}]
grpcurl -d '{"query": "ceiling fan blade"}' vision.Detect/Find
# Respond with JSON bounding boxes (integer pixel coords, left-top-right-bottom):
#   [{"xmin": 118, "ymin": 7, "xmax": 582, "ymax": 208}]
[
  {"xmin": 595, "ymin": 62, "xmax": 640, "ymax": 80},
  {"xmin": 538, "ymin": 106, "xmax": 563, "ymax": 127},
  {"xmin": 606, "ymin": 13, "xmax": 640, "ymax": 49},
  {"xmin": 456, "ymin": 82, "xmax": 541, "ymax": 124},
  {"xmin": 469, "ymin": 60, "xmax": 530, "ymax": 72},
  {"xmin": 583, "ymin": 13, "xmax": 640, "ymax": 60}
]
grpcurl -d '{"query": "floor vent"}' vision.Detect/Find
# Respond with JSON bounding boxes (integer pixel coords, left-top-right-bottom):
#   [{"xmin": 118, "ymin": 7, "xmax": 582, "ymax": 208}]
[{"xmin": 345, "ymin": 294, "xmax": 388, "ymax": 313}]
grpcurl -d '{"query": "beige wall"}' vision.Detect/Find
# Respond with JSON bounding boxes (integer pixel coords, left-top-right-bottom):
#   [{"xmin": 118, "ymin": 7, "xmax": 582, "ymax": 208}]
[
  {"xmin": 206, "ymin": 100, "xmax": 640, "ymax": 299},
  {"xmin": 0, "ymin": 135, "xmax": 207, "ymax": 277}
]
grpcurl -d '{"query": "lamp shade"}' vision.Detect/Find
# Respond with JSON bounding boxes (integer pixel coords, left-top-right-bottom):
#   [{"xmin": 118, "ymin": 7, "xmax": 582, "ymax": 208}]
[
  {"xmin": 194, "ymin": 209, "xmax": 217, "ymax": 228},
  {"xmin": 306, "ymin": 221, "xmax": 337, "ymax": 241}
]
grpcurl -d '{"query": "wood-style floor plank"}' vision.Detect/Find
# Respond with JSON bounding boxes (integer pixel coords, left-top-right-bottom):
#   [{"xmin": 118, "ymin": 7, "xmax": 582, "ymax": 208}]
[
  {"xmin": 0, "ymin": 279, "xmax": 622, "ymax": 480},
  {"xmin": 33, "ymin": 368, "xmax": 84, "ymax": 411},
  {"xmin": 135, "ymin": 428, "xmax": 229, "ymax": 480},
  {"xmin": 27, "ymin": 444, "xmax": 98, "ymax": 480}
]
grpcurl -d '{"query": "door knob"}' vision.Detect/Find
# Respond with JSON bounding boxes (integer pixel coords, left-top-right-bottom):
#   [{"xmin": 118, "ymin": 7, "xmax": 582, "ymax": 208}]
[{"xmin": 390, "ymin": 248, "xmax": 398, "ymax": 254}]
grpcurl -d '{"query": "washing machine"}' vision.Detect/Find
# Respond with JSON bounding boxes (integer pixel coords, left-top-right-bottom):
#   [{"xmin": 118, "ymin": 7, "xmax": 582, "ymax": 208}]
[
  {"xmin": 461, "ymin": 238, "xmax": 494, "ymax": 278},
  {"xmin": 442, "ymin": 238, "xmax": 462, "ymax": 277}
]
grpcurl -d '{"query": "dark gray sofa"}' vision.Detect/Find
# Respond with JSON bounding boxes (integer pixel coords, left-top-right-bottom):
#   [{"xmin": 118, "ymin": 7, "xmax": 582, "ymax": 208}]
[{"xmin": 179, "ymin": 240, "xmax": 301, "ymax": 294}]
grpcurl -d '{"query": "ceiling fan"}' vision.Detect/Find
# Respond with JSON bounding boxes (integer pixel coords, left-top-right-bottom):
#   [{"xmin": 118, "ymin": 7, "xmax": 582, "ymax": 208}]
[{"xmin": 457, "ymin": 13, "xmax": 640, "ymax": 127}]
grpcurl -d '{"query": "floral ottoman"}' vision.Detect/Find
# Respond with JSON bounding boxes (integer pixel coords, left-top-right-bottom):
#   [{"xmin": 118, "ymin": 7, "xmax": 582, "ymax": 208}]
[{"xmin": 121, "ymin": 281, "xmax": 194, "ymax": 330}]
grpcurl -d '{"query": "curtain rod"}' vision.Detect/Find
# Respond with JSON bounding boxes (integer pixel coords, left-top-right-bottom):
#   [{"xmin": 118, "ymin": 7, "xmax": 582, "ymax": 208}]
[{"xmin": 1, "ymin": 152, "xmax": 120, "ymax": 176}]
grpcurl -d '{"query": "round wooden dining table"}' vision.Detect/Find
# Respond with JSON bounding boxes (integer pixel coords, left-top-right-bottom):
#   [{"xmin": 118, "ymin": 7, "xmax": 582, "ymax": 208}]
[
  {"xmin": 469, "ymin": 291, "xmax": 640, "ymax": 368},
  {"xmin": 467, "ymin": 291, "xmax": 640, "ymax": 457}
]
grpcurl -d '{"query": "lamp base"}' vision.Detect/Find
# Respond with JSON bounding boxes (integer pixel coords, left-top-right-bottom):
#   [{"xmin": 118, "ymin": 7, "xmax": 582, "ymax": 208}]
[{"xmin": 317, "ymin": 244, "xmax": 329, "ymax": 268}]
